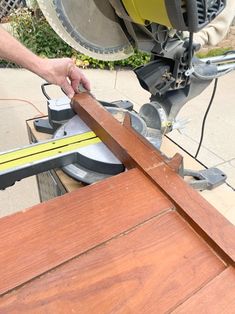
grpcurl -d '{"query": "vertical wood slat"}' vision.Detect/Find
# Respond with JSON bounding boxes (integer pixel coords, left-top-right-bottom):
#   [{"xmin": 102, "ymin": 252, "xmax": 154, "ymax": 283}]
[
  {"xmin": 0, "ymin": 169, "xmax": 173, "ymax": 295},
  {"xmin": 72, "ymin": 93, "xmax": 235, "ymax": 264},
  {"xmin": 0, "ymin": 212, "xmax": 225, "ymax": 313}
]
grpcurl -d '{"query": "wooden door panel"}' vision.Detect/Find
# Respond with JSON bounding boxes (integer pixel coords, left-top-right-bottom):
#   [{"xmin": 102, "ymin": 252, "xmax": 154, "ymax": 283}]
[
  {"xmin": 72, "ymin": 93, "xmax": 235, "ymax": 264},
  {"xmin": 0, "ymin": 169, "xmax": 173, "ymax": 295},
  {"xmin": 0, "ymin": 212, "xmax": 225, "ymax": 313}
]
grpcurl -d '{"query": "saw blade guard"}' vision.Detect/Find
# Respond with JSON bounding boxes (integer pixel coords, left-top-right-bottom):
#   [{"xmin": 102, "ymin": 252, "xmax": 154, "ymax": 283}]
[{"xmin": 37, "ymin": 0, "xmax": 134, "ymax": 61}]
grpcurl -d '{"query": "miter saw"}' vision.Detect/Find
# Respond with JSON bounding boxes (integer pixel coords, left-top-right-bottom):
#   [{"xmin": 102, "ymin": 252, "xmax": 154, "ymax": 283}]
[
  {"xmin": 1, "ymin": 0, "xmax": 234, "ymax": 190},
  {"xmin": 36, "ymin": 0, "xmax": 229, "ymax": 137}
]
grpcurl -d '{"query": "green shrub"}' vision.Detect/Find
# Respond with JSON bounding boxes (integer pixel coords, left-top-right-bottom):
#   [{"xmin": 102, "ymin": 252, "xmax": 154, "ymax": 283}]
[
  {"xmin": 10, "ymin": 8, "xmax": 75, "ymax": 58},
  {"xmin": 6, "ymin": 7, "xmax": 150, "ymax": 70}
]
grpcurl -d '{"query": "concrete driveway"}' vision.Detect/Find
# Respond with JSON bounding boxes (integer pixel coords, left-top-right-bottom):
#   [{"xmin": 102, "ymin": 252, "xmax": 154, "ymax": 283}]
[{"xmin": 0, "ymin": 68, "xmax": 234, "ymax": 218}]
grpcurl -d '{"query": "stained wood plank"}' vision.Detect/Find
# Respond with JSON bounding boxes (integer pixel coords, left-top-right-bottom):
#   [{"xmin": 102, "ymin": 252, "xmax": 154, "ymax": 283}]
[
  {"xmin": 0, "ymin": 212, "xmax": 225, "ymax": 313},
  {"xmin": 172, "ymin": 267, "xmax": 235, "ymax": 313},
  {"xmin": 0, "ymin": 168, "xmax": 173, "ymax": 295},
  {"xmin": 72, "ymin": 93, "xmax": 235, "ymax": 264}
]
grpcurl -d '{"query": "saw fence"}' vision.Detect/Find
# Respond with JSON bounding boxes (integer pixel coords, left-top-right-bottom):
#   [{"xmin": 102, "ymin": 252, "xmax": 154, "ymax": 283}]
[{"xmin": 0, "ymin": 94, "xmax": 235, "ymax": 313}]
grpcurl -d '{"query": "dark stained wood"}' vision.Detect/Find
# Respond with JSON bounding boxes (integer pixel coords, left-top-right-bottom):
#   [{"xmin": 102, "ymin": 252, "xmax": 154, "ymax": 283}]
[
  {"xmin": 72, "ymin": 93, "xmax": 235, "ymax": 264},
  {"xmin": 0, "ymin": 212, "xmax": 225, "ymax": 314},
  {"xmin": 0, "ymin": 168, "xmax": 173, "ymax": 295},
  {"xmin": 172, "ymin": 267, "xmax": 235, "ymax": 313}
]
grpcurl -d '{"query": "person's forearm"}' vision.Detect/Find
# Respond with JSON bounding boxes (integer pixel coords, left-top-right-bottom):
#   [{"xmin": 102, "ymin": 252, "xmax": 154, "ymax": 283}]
[
  {"xmin": 194, "ymin": 0, "xmax": 235, "ymax": 47},
  {"xmin": 0, "ymin": 26, "xmax": 45, "ymax": 76},
  {"xmin": 0, "ymin": 26, "xmax": 91, "ymax": 96}
]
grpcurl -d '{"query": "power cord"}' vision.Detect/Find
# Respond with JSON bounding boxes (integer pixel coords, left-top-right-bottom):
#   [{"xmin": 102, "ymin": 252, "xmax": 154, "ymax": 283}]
[
  {"xmin": 166, "ymin": 77, "xmax": 235, "ymax": 191},
  {"xmin": 0, "ymin": 98, "xmax": 45, "ymax": 117},
  {"xmin": 166, "ymin": 134, "xmax": 235, "ymax": 192},
  {"xmin": 194, "ymin": 78, "xmax": 218, "ymax": 159},
  {"xmin": 195, "ymin": 77, "xmax": 235, "ymax": 191}
]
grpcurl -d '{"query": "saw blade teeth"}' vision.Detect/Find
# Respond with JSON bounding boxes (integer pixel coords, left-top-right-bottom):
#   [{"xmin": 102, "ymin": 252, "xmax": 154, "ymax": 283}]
[{"xmin": 37, "ymin": 0, "xmax": 134, "ymax": 61}]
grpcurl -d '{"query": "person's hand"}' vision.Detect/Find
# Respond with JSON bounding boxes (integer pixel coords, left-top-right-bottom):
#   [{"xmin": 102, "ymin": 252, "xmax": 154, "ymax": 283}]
[{"xmin": 39, "ymin": 58, "xmax": 91, "ymax": 98}]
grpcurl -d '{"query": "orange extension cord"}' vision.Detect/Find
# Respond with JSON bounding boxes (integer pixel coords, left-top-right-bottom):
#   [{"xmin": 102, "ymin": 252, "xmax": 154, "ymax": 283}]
[{"xmin": 0, "ymin": 98, "xmax": 45, "ymax": 117}]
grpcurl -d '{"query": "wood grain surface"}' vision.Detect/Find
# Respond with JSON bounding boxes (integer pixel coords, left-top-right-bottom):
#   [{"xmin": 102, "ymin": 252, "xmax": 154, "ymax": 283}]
[
  {"xmin": 0, "ymin": 212, "xmax": 225, "ymax": 314},
  {"xmin": 72, "ymin": 93, "xmax": 235, "ymax": 264},
  {"xmin": 172, "ymin": 267, "xmax": 235, "ymax": 313},
  {"xmin": 0, "ymin": 168, "xmax": 173, "ymax": 295},
  {"xmin": 0, "ymin": 98, "xmax": 234, "ymax": 312}
]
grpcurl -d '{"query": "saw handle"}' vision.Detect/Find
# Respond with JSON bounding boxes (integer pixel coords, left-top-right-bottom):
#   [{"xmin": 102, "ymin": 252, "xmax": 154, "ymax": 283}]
[{"xmin": 41, "ymin": 82, "xmax": 69, "ymax": 101}]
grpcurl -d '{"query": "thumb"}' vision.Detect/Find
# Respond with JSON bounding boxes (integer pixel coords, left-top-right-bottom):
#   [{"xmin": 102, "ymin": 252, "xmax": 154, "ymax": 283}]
[{"xmin": 61, "ymin": 80, "xmax": 75, "ymax": 99}]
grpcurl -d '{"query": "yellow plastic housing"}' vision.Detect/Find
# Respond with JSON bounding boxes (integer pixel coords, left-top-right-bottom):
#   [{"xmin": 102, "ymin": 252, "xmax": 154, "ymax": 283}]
[{"xmin": 122, "ymin": 0, "xmax": 172, "ymax": 27}]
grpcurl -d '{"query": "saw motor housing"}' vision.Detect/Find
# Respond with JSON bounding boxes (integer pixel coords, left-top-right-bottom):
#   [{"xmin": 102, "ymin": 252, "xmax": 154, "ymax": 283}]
[{"xmin": 121, "ymin": 0, "xmax": 226, "ymax": 32}]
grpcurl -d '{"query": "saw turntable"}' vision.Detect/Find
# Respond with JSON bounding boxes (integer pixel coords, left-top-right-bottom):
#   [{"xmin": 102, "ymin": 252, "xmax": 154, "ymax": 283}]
[{"xmin": 0, "ymin": 0, "xmax": 233, "ymax": 194}]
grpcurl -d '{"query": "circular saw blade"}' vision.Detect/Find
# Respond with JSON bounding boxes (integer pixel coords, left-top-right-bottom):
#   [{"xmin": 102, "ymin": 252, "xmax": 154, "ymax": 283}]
[{"xmin": 37, "ymin": 0, "xmax": 134, "ymax": 61}]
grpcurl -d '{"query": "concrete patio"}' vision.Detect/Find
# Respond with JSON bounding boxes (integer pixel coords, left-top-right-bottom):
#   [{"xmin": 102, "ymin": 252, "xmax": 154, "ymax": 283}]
[{"xmin": 0, "ymin": 68, "xmax": 234, "ymax": 220}]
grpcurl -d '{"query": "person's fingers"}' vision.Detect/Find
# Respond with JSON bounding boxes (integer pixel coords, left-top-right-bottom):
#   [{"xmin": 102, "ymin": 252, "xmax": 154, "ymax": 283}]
[
  {"xmin": 61, "ymin": 79, "xmax": 75, "ymax": 99},
  {"xmin": 42, "ymin": 58, "xmax": 91, "ymax": 97},
  {"xmin": 71, "ymin": 77, "xmax": 90, "ymax": 93},
  {"xmin": 68, "ymin": 65, "xmax": 91, "ymax": 92},
  {"xmin": 81, "ymin": 75, "xmax": 91, "ymax": 91}
]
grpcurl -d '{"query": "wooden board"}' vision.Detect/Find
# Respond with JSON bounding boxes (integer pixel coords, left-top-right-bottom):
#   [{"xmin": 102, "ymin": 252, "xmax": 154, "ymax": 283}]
[
  {"xmin": 72, "ymin": 93, "xmax": 235, "ymax": 264},
  {"xmin": 0, "ymin": 212, "xmax": 225, "ymax": 313},
  {"xmin": 0, "ymin": 169, "xmax": 172, "ymax": 295},
  {"xmin": 0, "ymin": 95, "xmax": 235, "ymax": 312},
  {"xmin": 26, "ymin": 117, "xmax": 235, "ymax": 223},
  {"xmin": 26, "ymin": 116, "xmax": 235, "ymax": 220}
]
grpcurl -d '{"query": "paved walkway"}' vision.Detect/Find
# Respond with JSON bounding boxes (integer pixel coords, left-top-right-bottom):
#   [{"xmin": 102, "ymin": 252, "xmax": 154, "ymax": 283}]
[{"xmin": 0, "ymin": 68, "xmax": 234, "ymax": 217}]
